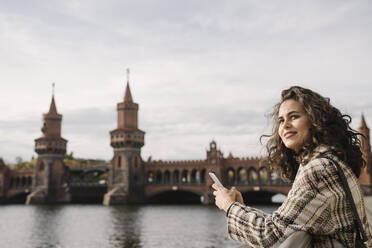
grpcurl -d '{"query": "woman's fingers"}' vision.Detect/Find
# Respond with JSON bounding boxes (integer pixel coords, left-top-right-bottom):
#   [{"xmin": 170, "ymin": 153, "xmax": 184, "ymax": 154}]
[
  {"xmin": 213, "ymin": 188, "xmax": 236, "ymax": 212},
  {"xmin": 212, "ymin": 183, "xmax": 223, "ymax": 191}
]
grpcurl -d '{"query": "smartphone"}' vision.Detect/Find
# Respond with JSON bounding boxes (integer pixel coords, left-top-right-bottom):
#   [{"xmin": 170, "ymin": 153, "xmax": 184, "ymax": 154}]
[{"xmin": 209, "ymin": 171, "xmax": 223, "ymax": 187}]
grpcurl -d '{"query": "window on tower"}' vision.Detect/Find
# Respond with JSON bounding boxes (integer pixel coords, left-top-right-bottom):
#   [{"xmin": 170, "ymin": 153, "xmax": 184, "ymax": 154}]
[{"xmin": 118, "ymin": 156, "xmax": 121, "ymax": 169}]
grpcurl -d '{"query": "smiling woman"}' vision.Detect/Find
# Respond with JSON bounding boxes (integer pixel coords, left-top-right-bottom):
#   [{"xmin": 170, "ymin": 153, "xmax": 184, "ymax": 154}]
[
  {"xmin": 277, "ymin": 99, "xmax": 311, "ymax": 153},
  {"xmin": 212, "ymin": 86, "xmax": 372, "ymax": 247}
]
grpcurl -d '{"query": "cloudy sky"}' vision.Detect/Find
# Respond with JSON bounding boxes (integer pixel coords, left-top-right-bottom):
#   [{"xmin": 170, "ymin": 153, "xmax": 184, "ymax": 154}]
[{"xmin": 1, "ymin": 0, "xmax": 371, "ymax": 164}]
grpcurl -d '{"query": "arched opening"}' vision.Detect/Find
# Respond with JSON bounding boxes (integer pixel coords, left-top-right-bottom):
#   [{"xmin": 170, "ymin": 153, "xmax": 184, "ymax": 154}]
[
  {"xmin": 191, "ymin": 169, "xmax": 199, "ymax": 184},
  {"xmin": 6, "ymin": 192, "xmax": 30, "ymax": 204},
  {"xmin": 21, "ymin": 177, "xmax": 26, "ymax": 187},
  {"xmin": 248, "ymin": 168, "xmax": 258, "ymax": 185},
  {"xmin": 259, "ymin": 167, "xmax": 269, "ymax": 185},
  {"xmin": 156, "ymin": 171, "xmax": 162, "ymax": 184},
  {"xmin": 82, "ymin": 170, "xmax": 107, "ymax": 183},
  {"xmin": 9, "ymin": 177, "xmax": 14, "ymax": 188},
  {"xmin": 238, "ymin": 168, "xmax": 248, "ymax": 184},
  {"xmin": 181, "ymin": 170, "xmax": 188, "ymax": 184},
  {"xmin": 69, "ymin": 170, "xmax": 108, "ymax": 204},
  {"xmin": 271, "ymin": 170, "xmax": 281, "ymax": 185},
  {"xmin": 148, "ymin": 190, "xmax": 202, "ymax": 204},
  {"xmin": 173, "ymin": 170, "xmax": 179, "ymax": 184},
  {"xmin": 27, "ymin": 176, "xmax": 32, "ymax": 186},
  {"xmin": 226, "ymin": 168, "xmax": 235, "ymax": 185},
  {"xmin": 98, "ymin": 172, "xmax": 108, "ymax": 185},
  {"xmin": 147, "ymin": 171, "xmax": 154, "ymax": 183},
  {"xmin": 164, "ymin": 170, "xmax": 171, "ymax": 184},
  {"xmin": 200, "ymin": 169, "xmax": 206, "ymax": 184},
  {"xmin": 133, "ymin": 156, "xmax": 140, "ymax": 168}
]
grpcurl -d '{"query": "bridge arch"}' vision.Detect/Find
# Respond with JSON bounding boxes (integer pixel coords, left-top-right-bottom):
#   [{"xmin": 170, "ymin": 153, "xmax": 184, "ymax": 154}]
[
  {"xmin": 6, "ymin": 191, "xmax": 30, "ymax": 203},
  {"xmin": 81, "ymin": 169, "xmax": 108, "ymax": 183},
  {"xmin": 9, "ymin": 177, "xmax": 14, "ymax": 188},
  {"xmin": 173, "ymin": 170, "xmax": 179, "ymax": 184},
  {"xmin": 248, "ymin": 168, "xmax": 258, "ymax": 185},
  {"xmin": 181, "ymin": 170, "xmax": 188, "ymax": 183},
  {"xmin": 200, "ymin": 169, "xmax": 206, "ymax": 183},
  {"xmin": 147, "ymin": 171, "xmax": 154, "ymax": 183},
  {"xmin": 271, "ymin": 170, "xmax": 281, "ymax": 185},
  {"xmin": 27, "ymin": 176, "xmax": 32, "ymax": 186},
  {"xmin": 258, "ymin": 167, "xmax": 269, "ymax": 185},
  {"xmin": 15, "ymin": 177, "xmax": 20, "ymax": 188},
  {"xmin": 164, "ymin": 170, "xmax": 171, "ymax": 184},
  {"xmin": 240, "ymin": 189, "xmax": 278, "ymax": 204},
  {"xmin": 238, "ymin": 168, "xmax": 248, "ymax": 184},
  {"xmin": 147, "ymin": 188, "xmax": 203, "ymax": 204},
  {"xmin": 226, "ymin": 167, "xmax": 235, "ymax": 184},
  {"xmin": 21, "ymin": 176, "xmax": 26, "ymax": 187},
  {"xmin": 155, "ymin": 170, "xmax": 162, "ymax": 184},
  {"xmin": 191, "ymin": 169, "xmax": 199, "ymax": 184}
]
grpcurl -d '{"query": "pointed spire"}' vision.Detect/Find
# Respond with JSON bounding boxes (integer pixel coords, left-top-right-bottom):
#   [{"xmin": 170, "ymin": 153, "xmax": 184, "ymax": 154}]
[
  {"xmin": 124, "ymin": 82, "xmax": 134, "ymax": 103},
  {"xmin": 48, "ymin": 83, "xmax": 58, "ymax": 115},
  {"xmin": 360, "ymin": 113, "xmax": 368, "ymax": 129},
  {"xmin": 48, "ymin": 96, "xmax": 58, "ymax": 115},
  {"xmin": 124, "ymin": 68, "xmax": 133, "ymax": 103}
]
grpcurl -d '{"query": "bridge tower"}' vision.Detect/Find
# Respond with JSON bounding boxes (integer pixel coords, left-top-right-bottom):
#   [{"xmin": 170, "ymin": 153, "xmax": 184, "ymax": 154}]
[
  {"xmin": 202, "ymin": 140, "xmax": 224, "ymax": 204},
  {"xmin": 103, "ymin": 76, "xmax": 145, "ymax": 205},
  {"xmin": 26, "ymin": 92, "xmax": 69, "ymax": 204},
  {"xmin": 358, "ymin": 114, "xmax": 372, "ymax": 193}
]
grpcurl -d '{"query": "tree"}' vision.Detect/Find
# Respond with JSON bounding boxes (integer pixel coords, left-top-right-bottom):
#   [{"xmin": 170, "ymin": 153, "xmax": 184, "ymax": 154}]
[
  {"xmin": 65, "ymin": 151, "xmax": 74, "ymax": 160},
  {"xmin": 15, "ymin": 156, "xmax": 23, "ymax": 164},
  {"xmin": 147, "ymin": 156, "xmax": 152, "ymax": 162}
]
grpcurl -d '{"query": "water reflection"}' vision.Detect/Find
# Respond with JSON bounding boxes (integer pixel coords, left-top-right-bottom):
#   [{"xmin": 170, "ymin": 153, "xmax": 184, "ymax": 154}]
[
  {"xmin": 0, "ymin": 204, "xmax": 277, "ymax": 248},
  {"xmin": 29, "ymin": 205, "xmax": 64, "ymax": 248},
  {"xmin": 109, "ymin": 206, "xmax": 143, "ymax": 248}
]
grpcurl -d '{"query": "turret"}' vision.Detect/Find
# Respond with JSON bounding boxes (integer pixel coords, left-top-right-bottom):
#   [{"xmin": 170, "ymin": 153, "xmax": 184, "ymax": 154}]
[
  {"xmin": 26, "ymin": 86, "xmax": 69, "ymax": 204},
  {"xmin": 104, "ymin": 70, "xmax": 145, "ymax": 205},
  {"xmin": 34, "ymin": 96, "xmax": 67, "ymax": 154},
  {"xmin": 110, "ymin": 82, "xmax": 145, "ymax": 149},
  {"xmin": 358, "ymin": 114, "xmax": 372, "ymax": 188}
]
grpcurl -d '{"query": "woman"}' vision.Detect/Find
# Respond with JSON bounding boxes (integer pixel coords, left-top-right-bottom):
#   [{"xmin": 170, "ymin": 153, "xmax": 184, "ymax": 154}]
[{"xmin": 212, "ymin": 86, "xmax": 372, "ymax": 247}]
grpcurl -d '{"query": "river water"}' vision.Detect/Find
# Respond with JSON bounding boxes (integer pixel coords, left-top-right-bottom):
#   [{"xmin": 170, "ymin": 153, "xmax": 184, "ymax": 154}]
[{"xmin": 0, "ymin": 204, "xmax": 277, "ymax": 248}]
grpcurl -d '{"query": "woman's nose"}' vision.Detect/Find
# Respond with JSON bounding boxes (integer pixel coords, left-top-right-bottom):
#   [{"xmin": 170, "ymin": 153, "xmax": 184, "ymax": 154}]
[{"xmin": 283, "ymin": 119, "xmax": 291, "ymax": 128}]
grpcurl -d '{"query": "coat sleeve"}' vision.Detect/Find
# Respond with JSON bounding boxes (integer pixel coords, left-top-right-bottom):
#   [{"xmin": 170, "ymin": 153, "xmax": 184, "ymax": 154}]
[{"xmin": 227, "ymin": 158, "xmax": 334, "ymax": 248}]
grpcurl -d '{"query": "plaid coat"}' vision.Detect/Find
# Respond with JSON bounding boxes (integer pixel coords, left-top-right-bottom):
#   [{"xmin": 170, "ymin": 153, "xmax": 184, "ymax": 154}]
[{"xmin": 227, "ymin": 146, "xmax": 372, "ymax": 247}]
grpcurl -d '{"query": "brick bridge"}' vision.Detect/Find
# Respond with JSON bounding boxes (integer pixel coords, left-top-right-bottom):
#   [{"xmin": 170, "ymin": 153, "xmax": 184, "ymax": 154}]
[
  {"xmin": 142, "ymin": 141, "xmax": 291, "ymax": 204},
  {"xmin": 0, "ymin": 166, "xmax": 33, "ymax": 203},
  {"xmin": 1, "ymin": 153, "xmax": 291, "ymax": 204}
]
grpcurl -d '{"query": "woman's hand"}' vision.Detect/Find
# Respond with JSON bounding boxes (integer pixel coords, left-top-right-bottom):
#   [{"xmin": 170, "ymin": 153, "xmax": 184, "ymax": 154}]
[
  {"xmin": 234, "ymin": 188, "xmax": 244, "ymax": 205},
  {"xmin": 212, "ymin": 184, "xmax": 244, "ymax": 212}
]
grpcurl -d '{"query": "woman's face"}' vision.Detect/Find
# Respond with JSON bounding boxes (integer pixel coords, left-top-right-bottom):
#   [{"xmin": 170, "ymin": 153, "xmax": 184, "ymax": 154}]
[{"xmin": 278, "ymin": 99, "xmax": 312, "ymax": 152}]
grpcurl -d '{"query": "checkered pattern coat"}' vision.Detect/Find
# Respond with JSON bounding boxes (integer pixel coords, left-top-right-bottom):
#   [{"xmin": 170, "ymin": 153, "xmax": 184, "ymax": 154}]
[{"xmin": 227, "ymin": 147, "xmax": 372, "ymax": 248}]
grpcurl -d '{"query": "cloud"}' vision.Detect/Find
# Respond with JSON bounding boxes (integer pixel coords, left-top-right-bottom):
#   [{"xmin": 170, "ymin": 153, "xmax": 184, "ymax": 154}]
[{"xmin": 1, "ymin": 0, "xmax": 372, "ymax": 163}]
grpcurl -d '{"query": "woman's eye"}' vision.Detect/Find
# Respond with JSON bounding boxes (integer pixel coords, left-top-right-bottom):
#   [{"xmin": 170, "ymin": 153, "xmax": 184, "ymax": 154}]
[{"xmin": 290, "ymin": 115, "xmax": 299, "ymax": 120}]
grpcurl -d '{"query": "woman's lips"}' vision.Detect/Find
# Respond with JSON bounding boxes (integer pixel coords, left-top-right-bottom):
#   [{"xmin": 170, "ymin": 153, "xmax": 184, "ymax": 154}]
[{"xmin": 284, "ymin": 131, "xmax": 297, "ymax": 138}]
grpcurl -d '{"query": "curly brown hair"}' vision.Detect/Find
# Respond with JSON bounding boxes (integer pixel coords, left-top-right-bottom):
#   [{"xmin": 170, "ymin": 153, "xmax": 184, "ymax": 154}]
[{"xmin": 261, "ymin": 86, "xmax": 364, "ymax": 182}]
